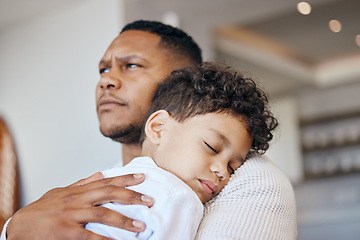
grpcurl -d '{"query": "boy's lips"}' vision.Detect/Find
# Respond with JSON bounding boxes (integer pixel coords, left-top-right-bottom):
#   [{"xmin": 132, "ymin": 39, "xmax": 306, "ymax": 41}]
[{"xmin": 200, "ymin": 180, "xmax": 218, "ymax": 195}]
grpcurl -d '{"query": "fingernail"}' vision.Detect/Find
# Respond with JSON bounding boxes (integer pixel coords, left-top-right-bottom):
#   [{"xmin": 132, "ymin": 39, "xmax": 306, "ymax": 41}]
[
  {"xmin": 141, "ymin": 195, "xmax": 152, "ymax": 203},
  {"xmin": 132, "ymin": 220, "xmax": 145, "ymax": 229},
  {"xmin": 133, "ymin": 173, "xmax": 143, "ymax": 179}
]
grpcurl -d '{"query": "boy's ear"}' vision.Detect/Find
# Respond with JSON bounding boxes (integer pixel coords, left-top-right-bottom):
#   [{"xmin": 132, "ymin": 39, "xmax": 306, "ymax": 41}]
[{"xmin": 144, "ymin": 110, "xmax": 170, "ymax": 145}]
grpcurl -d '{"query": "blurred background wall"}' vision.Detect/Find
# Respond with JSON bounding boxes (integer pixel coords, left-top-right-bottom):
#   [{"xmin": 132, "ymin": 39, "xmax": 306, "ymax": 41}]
[
  {"xmin": 0, "ymin": 0, "xmax": 124, "ymax": 205},
  {"xmin": 1, "ymin": 0, "xmax": 359, "ymax": 239}
]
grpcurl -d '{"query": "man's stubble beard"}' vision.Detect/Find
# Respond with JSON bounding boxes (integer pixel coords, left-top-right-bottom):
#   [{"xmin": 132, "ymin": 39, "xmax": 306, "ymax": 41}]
[{"xmin": 100, "ymin": 121, "xmax": 143, "ymax": 144}]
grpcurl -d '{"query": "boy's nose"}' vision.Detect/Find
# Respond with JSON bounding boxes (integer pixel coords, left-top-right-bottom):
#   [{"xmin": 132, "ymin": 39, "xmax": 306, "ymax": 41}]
[{"xmin": 210, "ymin": 162, "xmax": 227, "ymax": 181}]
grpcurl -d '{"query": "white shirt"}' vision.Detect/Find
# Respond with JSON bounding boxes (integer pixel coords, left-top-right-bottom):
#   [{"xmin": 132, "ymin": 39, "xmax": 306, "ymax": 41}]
[{"xmin": 86, "ymin": 156, "xmax": 203, "ymax": 240}]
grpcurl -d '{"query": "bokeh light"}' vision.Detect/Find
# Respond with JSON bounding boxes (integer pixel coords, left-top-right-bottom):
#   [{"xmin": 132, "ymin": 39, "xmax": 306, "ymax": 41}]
[
  {"xmin": 356, "ymin": 35, "xmax": 360, "ymax": 47},
  {"xmin": 329, "ymin": 20, "xmax": 342, "ymax": 33},
  {"xmin": 297, "ymin": 2, "xmax": 312, "ymax": 15}
]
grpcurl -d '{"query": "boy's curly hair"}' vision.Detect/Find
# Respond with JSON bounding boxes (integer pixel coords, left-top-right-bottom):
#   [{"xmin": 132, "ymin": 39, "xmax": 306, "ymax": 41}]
[{"xmin": 141, "ymin": 62, "xmax": 278, "ymax": 154}]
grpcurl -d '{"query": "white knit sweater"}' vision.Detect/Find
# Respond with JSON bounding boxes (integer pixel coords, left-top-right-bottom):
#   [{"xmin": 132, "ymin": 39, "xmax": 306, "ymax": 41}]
[{"xmin": 195, "ymin": 153, "xmax": 297, "ymax": 240}]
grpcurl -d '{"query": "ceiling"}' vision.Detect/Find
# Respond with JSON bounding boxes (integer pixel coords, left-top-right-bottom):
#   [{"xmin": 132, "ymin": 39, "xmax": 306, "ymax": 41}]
[
  {"xmin": 239, "ymin": 0, "xmax": 360, "ymax": 62},
  {"xmin": 213, "ymin": 0, "xmax": 360, "ymax": 95}
]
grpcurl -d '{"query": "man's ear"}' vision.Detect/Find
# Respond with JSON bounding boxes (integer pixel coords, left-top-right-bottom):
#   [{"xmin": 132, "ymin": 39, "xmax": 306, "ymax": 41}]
[{"xmin": 144, "ymin": 110, "xmax": 170, "ymax": 145}]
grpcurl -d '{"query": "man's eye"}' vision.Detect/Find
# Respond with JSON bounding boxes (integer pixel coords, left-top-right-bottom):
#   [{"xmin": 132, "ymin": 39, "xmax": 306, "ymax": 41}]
[
  {"xmin": 125, "ymin": 63, "xmax": 140, "ymax": 69},
  {"xmin": 99, "ymin": 68, "xmax": 109, "ymax": 74},
  {"xmin": 204, "ymin": 142, "xmax": 218, "ymax": 154}
]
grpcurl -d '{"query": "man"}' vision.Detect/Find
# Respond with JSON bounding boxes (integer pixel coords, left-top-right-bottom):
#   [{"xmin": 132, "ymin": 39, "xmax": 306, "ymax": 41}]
[{"xmin": 2, "ymin": 20, "xmax": 297, "ymax": 240}]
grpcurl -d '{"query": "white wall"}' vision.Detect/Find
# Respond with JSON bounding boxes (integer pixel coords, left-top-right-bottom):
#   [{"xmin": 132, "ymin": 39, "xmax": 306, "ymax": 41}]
[
  {"xmin": 0, "ymin": 0, "xmax": 125, "ymax": 206},
  {"xmin": 298, "ymin": 82, "xmax": 360, "ymax": 120},
  {"xmin": 266, "ymin": 95, "xmax": 304, "ymax": 183}
]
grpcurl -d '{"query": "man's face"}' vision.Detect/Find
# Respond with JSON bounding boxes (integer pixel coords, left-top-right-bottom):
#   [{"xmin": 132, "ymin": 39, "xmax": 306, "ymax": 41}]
[
  {"xmin": 96, "ymin": 30, "xmax": 190, "ymax": 143},
  {"xmin": 153, "ymin": 112, "xmax": 253, "ymax": 203}
]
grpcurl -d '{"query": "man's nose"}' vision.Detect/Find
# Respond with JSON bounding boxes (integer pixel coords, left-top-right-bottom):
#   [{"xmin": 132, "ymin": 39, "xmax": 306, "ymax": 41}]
[{"xmin": 99, "ymin": 69, "xmax": 122, "ymax": 90}]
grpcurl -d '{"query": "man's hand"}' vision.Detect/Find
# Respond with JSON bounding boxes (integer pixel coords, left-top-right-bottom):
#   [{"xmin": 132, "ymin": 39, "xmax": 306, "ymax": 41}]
[{"xmin": 6, "ymin": 173, "xmax": 153, "ymax": 240}]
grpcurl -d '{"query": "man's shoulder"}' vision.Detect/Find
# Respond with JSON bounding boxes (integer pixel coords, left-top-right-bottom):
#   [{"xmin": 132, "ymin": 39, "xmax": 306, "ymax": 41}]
[
  {"xmin": 239, "ymin": 153, "xmax": 290, "ymax": 180},
  {"xmin": 197, "ymin": 154, "xmax": 297, "ymax": 240},
  {"xmin": 218, "ymin": 153, "xmax": 295, "ymax": 200}
]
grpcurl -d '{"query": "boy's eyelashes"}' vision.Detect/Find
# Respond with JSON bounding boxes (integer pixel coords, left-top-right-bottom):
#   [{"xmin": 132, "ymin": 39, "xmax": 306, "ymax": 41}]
[
  {"xmin": 228, "ymin": 165, "xmax": 235, "ymax": 174},
  {"xmin": 204, "ymin": 141, "xmax": 218, "ymax": 154}
]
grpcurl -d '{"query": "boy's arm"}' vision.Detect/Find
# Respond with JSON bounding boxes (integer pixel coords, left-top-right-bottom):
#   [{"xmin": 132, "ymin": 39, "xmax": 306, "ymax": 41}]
[{"xmin": 3, "ymin": 173, "xmax": 153, "ymax": 240}]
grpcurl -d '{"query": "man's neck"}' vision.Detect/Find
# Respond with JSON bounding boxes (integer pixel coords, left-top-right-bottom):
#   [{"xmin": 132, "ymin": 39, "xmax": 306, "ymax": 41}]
[{"xmin": 121, "ymin": 143, "xmax": 142, "ymax": 166}]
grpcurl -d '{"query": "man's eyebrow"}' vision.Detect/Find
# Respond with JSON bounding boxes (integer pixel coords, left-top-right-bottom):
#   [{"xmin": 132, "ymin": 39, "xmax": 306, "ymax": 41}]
[
  {"xmin": 99, "ymin": 55, "xmax": 148, "ymax": 66},
  {"xmin": 99, "ymin": 59, "xmax": 107, "ymax": 66}
]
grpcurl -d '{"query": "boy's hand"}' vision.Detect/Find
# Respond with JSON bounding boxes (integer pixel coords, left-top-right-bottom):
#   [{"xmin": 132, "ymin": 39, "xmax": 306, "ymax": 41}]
[{"xmin": 6, "ymin": 173, "xmax": 153, "ymax": 240}]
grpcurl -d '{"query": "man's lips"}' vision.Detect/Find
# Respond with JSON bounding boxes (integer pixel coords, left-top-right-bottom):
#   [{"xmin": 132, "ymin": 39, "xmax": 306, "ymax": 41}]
[
  {"xmin": 200, "ymin": 180, "xmax": 218, "ymax": 195},
  {"xmin": 97, "ymin": 97, "xmax": 126, "ymax": 111}
]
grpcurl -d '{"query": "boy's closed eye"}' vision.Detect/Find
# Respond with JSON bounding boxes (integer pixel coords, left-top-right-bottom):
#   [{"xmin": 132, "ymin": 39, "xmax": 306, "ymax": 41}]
[
  {"xmin": 204, "ymin": 141, "xmax": 235, "ymax": 174},
  {"xmin": 227, "ymin": 164, "xmax": 235, "ymax": 174},
  {"xmin": 204, "ymin": 141, "xmax": 218, "ymax": 154}
]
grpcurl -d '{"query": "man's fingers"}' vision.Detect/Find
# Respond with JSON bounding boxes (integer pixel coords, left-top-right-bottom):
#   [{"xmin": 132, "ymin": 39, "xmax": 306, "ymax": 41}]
[
  {"xmin": 6, "ymin": 174, "xmax": 150, "ymax": 239},
  {"xmin": 93, "ymin": 186, "xmax": 153, "ymax": 207},
  {"xmin": 97, "ymin": 173, "xmax": 147, "ymax": 188},
  {"xmin": 69, "ymin": 172, "xmax": 104, "ymax": 187},
  {"xmin": 72, "ymin": 173, "xmax": 146, "ymax": 192},
  {"xmin": 71, "ymin": 207, "xmax": 146, "ymax": 233},
  {"xmin": 66, "ymin": 173, "xmax": 146, "ymax": 197},
  {"xmin": 67, "ymin": 184, "xmax": 153, "ymax": 207},
  {"xmin": 57, "ymin": 173, "xmax": 153, "ymax": 209}
]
